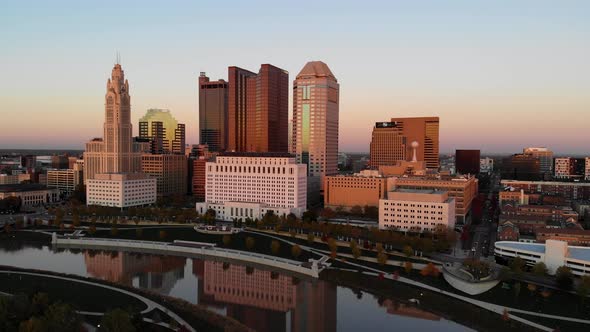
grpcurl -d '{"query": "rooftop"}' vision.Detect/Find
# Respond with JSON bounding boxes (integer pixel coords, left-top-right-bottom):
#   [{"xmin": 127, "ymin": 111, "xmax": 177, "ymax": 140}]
[
  {"xmin": 496, "ymin": 241, "xmax": 590, "ymax": 261},
  {"xmin": 0, "ymin": 183, "xmax": 51, "ymax": 193},
  {"xmin": 394, "ymin": 189, "xmax": 447, "ymax": 195},
  {"xmin": 218, "ymin": 152, "xmax": 295, "ymax": 158},
  {"xmin": 296, "ymin": 61, "xmax": 336, "ymax": 80}
]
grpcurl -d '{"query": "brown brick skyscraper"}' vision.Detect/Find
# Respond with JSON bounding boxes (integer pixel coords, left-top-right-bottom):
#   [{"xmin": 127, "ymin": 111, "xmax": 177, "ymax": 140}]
[{"xmin": 227, "ymin": 64, "xmax": 288, "ymax": 152}]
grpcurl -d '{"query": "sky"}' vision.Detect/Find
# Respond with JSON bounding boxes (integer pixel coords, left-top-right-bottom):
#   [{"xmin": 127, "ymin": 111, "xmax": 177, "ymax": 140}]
[{"xmin": 1, "ymin": 0, "xmax": 589, "ymax": 154}]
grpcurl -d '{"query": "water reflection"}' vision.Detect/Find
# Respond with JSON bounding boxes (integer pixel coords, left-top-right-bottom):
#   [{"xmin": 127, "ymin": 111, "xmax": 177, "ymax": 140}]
[
  {"xmin": 0, "ymin": 241, "xmax": 471, "ymax": 332},
  {"xmin": 193, "ymin": 259, "xmax": 337, "ymax": 332}
]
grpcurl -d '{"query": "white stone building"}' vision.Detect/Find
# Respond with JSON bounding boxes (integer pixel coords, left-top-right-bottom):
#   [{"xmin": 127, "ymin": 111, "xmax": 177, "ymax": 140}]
[
  {"xmin": 86, "ymin": 173, "xmax": 156, "ymax": 208},
  {"xmin": 379, "ymin": 189, "xmax": 456, "ymax": 232},
  {"xmin": 196, "ymin": 153, "xmax": 307, "ymax": 221}
]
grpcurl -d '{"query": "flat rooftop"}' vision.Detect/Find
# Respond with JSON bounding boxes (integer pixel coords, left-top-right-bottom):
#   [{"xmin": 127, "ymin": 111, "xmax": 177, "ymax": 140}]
[
  {"xmin": 496, "ymin": 241, "xmax": 590, "ymax": 261},
  {"xmin": 393, "ymin": 188, "xmax": 447, "ymax": 195},
  {"xmin": 0, "ymin": 183, "xmax": 50, "ymax": 193}
]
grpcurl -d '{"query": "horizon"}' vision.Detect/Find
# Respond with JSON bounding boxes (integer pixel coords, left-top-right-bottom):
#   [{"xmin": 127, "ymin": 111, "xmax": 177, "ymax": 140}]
[{"xmin": 1, "ymin": 0, "xmax": 589, "ymax": 154}]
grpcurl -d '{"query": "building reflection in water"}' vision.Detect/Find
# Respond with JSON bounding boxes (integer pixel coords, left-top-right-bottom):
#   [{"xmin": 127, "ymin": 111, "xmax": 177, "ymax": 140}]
[
  {"xmin": 380, "ymin": 299, "xmax": 441, "ymax": 321},
  {"xmin": 84, "ymin": 251, "xmax": 185, "ymax": 295},
  {"xmin": 192, "ymin": 259, "xmax": 337, "ymax": 332}
]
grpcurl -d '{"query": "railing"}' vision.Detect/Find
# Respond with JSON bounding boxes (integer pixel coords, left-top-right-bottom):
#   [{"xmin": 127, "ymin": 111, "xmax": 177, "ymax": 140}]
[{"xmin": 52, "ymin": 235, "xmax": 320, "ymax": 277}]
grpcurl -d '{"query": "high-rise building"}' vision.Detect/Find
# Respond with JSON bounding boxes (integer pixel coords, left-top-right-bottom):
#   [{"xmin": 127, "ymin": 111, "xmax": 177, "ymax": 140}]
[
  {"xmin": 51, "ymin": 155, "xmax": 69, "ymax": 169},
  {"xmin": 139, "ymin": 109, "xmax": 185, "ymax": 154},
  {"xmin": 455, "ymin": 149, "xmax": 480, "ymax": 175},
  {"xmin": 369, "ymin": 122, "xmax": 406, "ymax": 167},
  {"xmin": 523, "ymin": 147, "xmax": 553, "ymax": 178},
  {"xmin": 292, "ymin": 61, "xmax": 339, "ymax": 200},
  {"xmin": 83, "ymin": 63, "xmax": 156, "ymax": 207},
  {"xmin": 199, "ymin": 73, "xmax": 228, "ymax": 152},
  {"xmin": 227, "ymin": 64, "xmax": 289, "ymax": 153},
  {"xmin": 501, "ymin": 154, "xmax": 541, "ymax": 181},
  {"xmin": 370, "ymin": 117, "xmax": 439, "ymax": 169},
  {"xmin": 141, "ymin": 154, "xmax": 187, "ymax": 197}
]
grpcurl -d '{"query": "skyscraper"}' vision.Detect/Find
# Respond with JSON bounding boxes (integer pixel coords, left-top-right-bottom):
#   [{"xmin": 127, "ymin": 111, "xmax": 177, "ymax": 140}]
[
  {"xmin": 84, "ymin": 63, "xmax": 144, "ymax": 182},
  {"xmin": 139, "ymin": 109, "xmax": 185, "ymax": 154},
  {"xmin": 227, "ymin": 64, "xmax": 289, "ymax": 152},
  {"xmin": 84, "ymin": 63, "xmax": 156, "ymax": 207},
  {"xmin": 369, "ymin": 117, "xmax": 439, "ymax": 169},
  {"xmin": 292, "ymin": 61, "xmax": 339, "ymax": 200},
  {"xmin": 199, "ymin": 73, "xmax": 228, "ymax": 152}
]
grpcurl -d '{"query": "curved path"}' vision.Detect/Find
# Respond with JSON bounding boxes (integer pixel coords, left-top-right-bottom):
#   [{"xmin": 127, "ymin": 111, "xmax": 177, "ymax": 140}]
[
  {"xmin": 246, "ymin": 230, "xmax": 590, "ymax": 331},
  {"xmin": 0, "ymin": 270, "xmax": 196, "ymax": 332}
]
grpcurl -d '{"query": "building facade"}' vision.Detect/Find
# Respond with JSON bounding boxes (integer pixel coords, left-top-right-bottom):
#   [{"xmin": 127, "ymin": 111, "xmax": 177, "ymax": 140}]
[
  {"xmin": 0, "ymin": 184, "xmax": 60, "ymax": 207},
  {"xmin": 536, "ymin": 228, "xmax": 590, "ymax": 246},
  {"xmin": 586, "ymin": 157, "xmax": 590, "ymax": 181},
  {"xmin": 46, "ymin": 168, "xmax": 83, "ymax": 196},
  {"xmin": 455, "ymin": 150, "xmax": 480, "ymax": 175},
  {"xmin": 141, "ymin": 154, "xmax": 187, "ymax": 197},
  {"xmin": 196, "ymin": 153, "xmax": 307, "ymax": 221},
  {"xmin": 292, "ymin": 61, "xmax": 339, "ymax": 198},
  {"xmin": 379, "ymin": 189, "xmax": 456, "ymax": 232},
  {"xmin": 480, "ymin": 157, "xmax": 494, "ymax": 174},
  {"xmin": 500, "ymin": 179, "xmax": 590, "ymax": 201},
  {"xmin": 501, "ymin": 154, "xmax": 541, "ymax": 181},
  {"xmin": 370, "ymin": 117, "xmax": 439, "ymax": 169},
  {"xmin": 554, "ymin": 157, "xmax": 585, "ymax": 180},
  {"xmin": 523, "ymin": 147, "xmax": 553, "ymax": 177},
  {"xmin": 324, "ymin": 170, "xmax": 393, "ymax": 211},
  {"xmin": 138, "ymin": 109, "xmax": 186, "ymax": 155},
  {"xmin": 86, "ymin": 173, "xmax": 156, "ymax": 208},
  {"xmin": 227, "ymin": 64, "xmax": 289, "ymax": 153},
  {"xmin": 199, "ymin": 72, "xmax": 228, "ymax": 152}
]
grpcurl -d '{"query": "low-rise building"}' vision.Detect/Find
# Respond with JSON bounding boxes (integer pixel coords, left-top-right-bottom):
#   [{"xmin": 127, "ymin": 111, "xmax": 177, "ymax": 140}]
[
  {"xmin": 46, "ymin": 168, "xmax": 83, "ymax": 195},
  {"xmin": 0, "ymin": 184, "xmax": 60, "ymax": 207},
  {"xmin": 0, "ymin": 173, "xmax": 31, "ymax": 185},
  {"xmin": 379, "ymin": 189, "xmax": 455, "ymax": 232},
  {"xmin": 500, "ymin": 179, "xmax": 590, "ymax": 201},
  {"xmin": 536, "ymin": 228, "xmax": 590, "ymax": 246},
  {"xmin": 500, "ymin": 204, "xmax": 578, "ymax": 234},
  {"xmin": 480, "ymin": 157, "xmax": 494, "ymax": 174},
  {"xmin": 86, "ymin": 173, "xmax": 157, "ymax": 208},
  {"xmin": 494, "ymin": 240, "xmax": 590, "ymax": 276},
  {"xmin": 324, "ymin": 170, "xmax": 394, "ymax": 211},
  {"xmin": 497, "ymin": 221, "xmax": 520, "ymax": 241}
]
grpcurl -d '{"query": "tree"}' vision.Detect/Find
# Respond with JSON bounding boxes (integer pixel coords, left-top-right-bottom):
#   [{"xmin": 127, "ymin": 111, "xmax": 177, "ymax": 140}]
[
  {"xmin": 363, "ymin": 205, "xmax": 378, "ymax": 219},
  {"xmin": 463, "ymin": 259, "xmax": 492, "ymax": 280},
  {"xmin": 19, "ymin": 317, "xmax": 47, "ymax": 332},
  {"xmin": 350, "ymin": 205, "xmax": 363, "ymax": 216},
  {"xmin": 43, "ymin": 303, "xmax": 82, "ymax": 332},
  {"xmin": 135, "ymin": 228, "xmax": 143, "ymax": 239},
  {"xmin": 509, "ymin": 256, "xmax": 525, "ymax": 274},
  {"xmin": 72, "ymin": 214, "xmax": 80, "ymax": 227},
  {"xmin": 420, "ymin": 263, "xmax": 441, "ymax": 277},
  {"xmin": 100, "ymin": 308, "xmax": 136, "ymax": 332},
  {"xmin": 320, "ymin": 207, "xmax": 336, "ymax": 220},
  {"xmin": 532, "ymin": 262, "xmax": 548, "ymax": 276},
  {"xmin": 352, "ymin": 246, "xmax": 361, "ymax": 260},
  {"xmin": 302, "ymin": 210, "xmax": 317, "ymax": 222},
  {"xmin": 222, "ymin": 235, "xmax": 231, "ymax": 247},
  {"xmin": 291, "ymin": 245, "xmax": 302, "ymax": 259},
  {"xmin": 555, "ymin": 266, "xmax": 574, "ymax": 290},
  {"xmin": 327, "ymin": 238, "xmax": 338, "ymax": 254},
  {"xmin": 404, "ymin": 261, "xmax": 413, "ymax": 274},
  {"xmin": 89, "ymin": 224, "xmax": 97, "ymax": 236},
  {"xmin": 576, "ymin": 275, "xmax": 590, "ymax": 302},
  {"xmin": 31, "ymin": 292, "xmax": 49, "ymax": 315},
  {"xmin": 110, "ymin": 227, "xmax": 119, "ymax": 236},
  {"xmin": 246, "ymin": 237, "xmax": 255, "ymax": 250},
  {"xmin": 158, "ymin": 230, "xmax": 167, "ymax": 240},
  {"xmin": 403, "ymin": 245, "xmax": 413, "ymax": 258},
  {"xmin": 270, "ymin": 240, "xmax": 281, "ymax": 255},
  {"xmin": 307, "ymin": 232, "xmax": 315, "ymax": 244},
  {"xmin": 377, "ymin": 251, "xmax": 388, "ymax": 266}
]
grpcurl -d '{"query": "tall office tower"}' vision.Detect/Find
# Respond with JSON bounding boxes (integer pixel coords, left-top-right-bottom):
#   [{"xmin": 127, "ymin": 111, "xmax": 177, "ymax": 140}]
[
  {"xmin": 369, "ymin": 122, "xmax": 406, "ymax": 167},
  {"xmin": 84, "ymin": 63, "xmax": 144, "ymax": 182},
  {"xmin": 370, "ymin": 117, "xmax": 439, "ymax": 169},
  {"xmin": 523, "ymin": 147, "xmax": 553, "ymax": 177},
  {"xmin": 227, "ymin": 64, "xmax": 289, "ymax": 152},
  {"xmin": 83, "ymin": 63, "xmax": 156, "ymax": 207},
  {"xmin": 292, "ymin": 61, "xmax": 339, "ymax": 200},
  {"xmin": 455, "ymin": 149, "xmax": 481, "ymax": 175},
  {"xmin": 199, "ymin": 73, "xmax": 228, "ymax": 152},
  {"xmin": 138, "ymin": 109, "xmax": 185, "ymax": 154}
]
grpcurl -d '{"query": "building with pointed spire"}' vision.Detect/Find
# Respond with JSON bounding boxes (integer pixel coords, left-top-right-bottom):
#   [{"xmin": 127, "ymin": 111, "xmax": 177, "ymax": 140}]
[
  {"xmin": 291, "ymin": 61, "xmax": 339, "ymax": 204},
  {"xmin": 83, "ymin": 62, "xmax": 156, "ymax": 208}
]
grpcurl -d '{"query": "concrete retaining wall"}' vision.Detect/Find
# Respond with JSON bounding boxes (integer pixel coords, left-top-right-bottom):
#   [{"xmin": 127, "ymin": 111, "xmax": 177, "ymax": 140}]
[
  {"xmin": 442, "ymin": 269, "xmax": 500, "ymax": 295},
  {"xmin": 53, "ymin": 236, "xmax": 319, "ymax": 278}
]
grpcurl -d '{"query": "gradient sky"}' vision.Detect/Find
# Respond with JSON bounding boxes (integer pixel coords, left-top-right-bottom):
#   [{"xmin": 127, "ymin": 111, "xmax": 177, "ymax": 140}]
[{"xmin": 1, "ymin": 0, "xmax": 589, "ymax": 154}]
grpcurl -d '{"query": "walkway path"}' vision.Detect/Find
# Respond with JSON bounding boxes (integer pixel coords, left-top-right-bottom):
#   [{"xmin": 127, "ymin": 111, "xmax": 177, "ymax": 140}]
[
  {"xmin": 247, "ymin": 229, "xmax": 590, "ymax": 331},
  {"xmin": 0, "ymin": 270, "xmax": 196, "ymax": 332}
]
